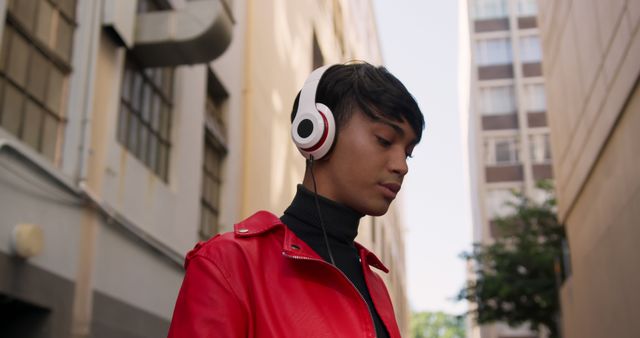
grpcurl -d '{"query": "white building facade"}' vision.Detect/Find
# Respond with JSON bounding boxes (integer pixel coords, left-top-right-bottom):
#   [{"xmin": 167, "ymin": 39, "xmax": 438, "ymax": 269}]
[{"xmin": 466, "ymin": 0, "xmax": 554, "ymax": 338}]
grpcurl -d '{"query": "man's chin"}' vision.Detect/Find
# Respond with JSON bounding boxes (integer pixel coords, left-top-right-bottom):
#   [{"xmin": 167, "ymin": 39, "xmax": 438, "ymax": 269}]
[{"xmin": 363, "ymin": 203, "xmax": 391, "ymax": 217}]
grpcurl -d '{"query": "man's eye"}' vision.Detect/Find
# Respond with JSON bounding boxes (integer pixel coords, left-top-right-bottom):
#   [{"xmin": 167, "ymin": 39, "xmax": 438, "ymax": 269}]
[{"xmin": 376, "ymin": 136, "xmax": 392, "ymax": 147}]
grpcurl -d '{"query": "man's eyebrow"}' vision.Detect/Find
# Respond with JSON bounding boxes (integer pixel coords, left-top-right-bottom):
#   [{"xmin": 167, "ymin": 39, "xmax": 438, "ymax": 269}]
[{"xmin": 378, "ymin": 120, "xmax": 418, "ymax": 145}]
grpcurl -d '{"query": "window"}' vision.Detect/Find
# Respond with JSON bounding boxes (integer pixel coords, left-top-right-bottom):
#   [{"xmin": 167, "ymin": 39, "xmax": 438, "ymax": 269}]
[
  {"xmin": 0, "ymin": 0, "xmax": 77, "ymax": 162},
  {"xmin": 524, "ymin": 83, "xmax": 546, "ymax": 112},
  {"xmin": 475, "ymin": 37, "xmax": 512, "ymax": 66},
  {"xmin": 479, "ymin": 85, "xmax": 517, "ymax": 115},
  {"xmin": 117, "ymin": 56, "xmax": 174, "ymax": 181},
  {"xmin": 473, "ymin": 0, "xmax": 508, "ymax": 20},
  {"xmin": 200, "ymin": 136, "xmax": 225, "ymax": 238},
  {"xmin": 485, "ymin": 136, "xmax": 520, "ymax": 165},
  {"xmin": 520, "ymin": 35, "xmax": 542, "ymax": 63},
  {"xmin": 517, "ymin": 0, "xmax": 538, "ymax": 17},
  {"xmin": 529, "ymin": 133, "xmax": 552, "ymax": 164},
  {"xmin": 200, "ymin": 71, "xmax": 228, "ymax": 239}
]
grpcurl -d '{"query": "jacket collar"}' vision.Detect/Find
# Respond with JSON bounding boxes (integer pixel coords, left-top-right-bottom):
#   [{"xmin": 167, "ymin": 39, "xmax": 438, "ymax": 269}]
[{"xmin": 234, "ymin": 210, "xmax": 389, "ymax": 273}]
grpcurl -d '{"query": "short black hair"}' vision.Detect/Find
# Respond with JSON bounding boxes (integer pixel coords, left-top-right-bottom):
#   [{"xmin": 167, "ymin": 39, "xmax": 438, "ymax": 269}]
[{"xmin": 291, "ymin": 62, "xmax": 425, "ymax": 144}]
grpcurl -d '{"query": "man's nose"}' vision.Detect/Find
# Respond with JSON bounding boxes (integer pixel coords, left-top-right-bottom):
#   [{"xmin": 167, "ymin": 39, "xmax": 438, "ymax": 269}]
[{"xmin": 390, "ymin": 150, "xmax": 409, "ymax": 177}]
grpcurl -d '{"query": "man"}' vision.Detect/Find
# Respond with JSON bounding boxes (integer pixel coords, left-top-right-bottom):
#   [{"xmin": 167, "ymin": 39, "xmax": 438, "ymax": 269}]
[{"xmin": 167, "ymin": 62, "xmax": 424, "ymax": 337}]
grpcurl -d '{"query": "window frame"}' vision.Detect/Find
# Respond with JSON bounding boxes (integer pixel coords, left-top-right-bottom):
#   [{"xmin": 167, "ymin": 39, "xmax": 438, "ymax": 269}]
[
  {"xmin": 473, "ymin": 0, "xmax": 509, "ymax": 20},
  {"xmin": 0, "ymin": 0, "xmax": 78, "ymax": 163},
  {"xmin": 475, "ymin": 36, "xmax": 513, "ymax": 66},
  {"xmin": 117, "ymin": 54, "xmax": 175, "ymax": 182},
  {"xmin": 519, "ymin": 34, "xmax": 542, "ymax": 63},
  {"xmin": 517, "ymin": 0, "xmax": 538, "ymax": 17},
  {"xmin": 529, "ymin": 132, "xmax": 552, "ymax": 164},
  {"xmin": 523, "ymin": 82, "xmax": 546, "ymax": 112},
  {"xmin": 199, "ymin": 70, "xmax": 229, "ymax": 239},
  {"xmin": 484, "ymin": 135, "xmax": 520, "ymax": 166},
  {"xmin": 479, "ymin": 84, "xmax": 518, "ymax": 116}
]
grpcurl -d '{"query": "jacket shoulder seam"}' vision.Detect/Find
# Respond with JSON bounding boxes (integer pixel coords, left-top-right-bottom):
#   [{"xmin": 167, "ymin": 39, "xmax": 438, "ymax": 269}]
[{"xmin": 190, "ymin": 253, "xmax": 247, "ymax": 312}]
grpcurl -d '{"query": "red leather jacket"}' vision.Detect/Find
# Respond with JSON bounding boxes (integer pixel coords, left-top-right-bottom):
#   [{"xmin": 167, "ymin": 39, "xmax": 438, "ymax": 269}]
[{"xmin": 167, "ymin": 211, "xmax": 401, "ymax": 337}]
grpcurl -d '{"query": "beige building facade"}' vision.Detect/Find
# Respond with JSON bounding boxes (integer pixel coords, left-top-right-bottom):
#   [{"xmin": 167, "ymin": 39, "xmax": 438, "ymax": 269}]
[
  {"xmin": 240, "ymin": 0, "xmax": 410, "ymax": 333},
  {"xmin": 0, "ymin": 0, "xmax": 409, "ymax": 337},
  {"xmin": 537, "ymin": 1, "xmax": 640, "ymax": 337}
]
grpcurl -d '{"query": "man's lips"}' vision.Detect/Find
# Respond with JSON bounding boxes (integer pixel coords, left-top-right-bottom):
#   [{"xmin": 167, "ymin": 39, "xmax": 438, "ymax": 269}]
[{"xmin": 379, "ymin": 182, "xmax": 401, "ymax": 199}]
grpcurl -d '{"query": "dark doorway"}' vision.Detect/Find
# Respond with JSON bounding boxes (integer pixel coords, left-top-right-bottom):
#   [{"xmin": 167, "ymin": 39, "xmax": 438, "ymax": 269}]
[{"xmin": 0, "ymin": 293, "xmax": 51, "ymax": 338}]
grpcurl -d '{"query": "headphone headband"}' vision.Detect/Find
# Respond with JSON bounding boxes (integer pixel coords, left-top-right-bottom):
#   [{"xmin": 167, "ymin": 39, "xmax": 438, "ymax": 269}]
[{"xmin": 297, "ymin": 65, "xmax": 331, "ymax": 119}]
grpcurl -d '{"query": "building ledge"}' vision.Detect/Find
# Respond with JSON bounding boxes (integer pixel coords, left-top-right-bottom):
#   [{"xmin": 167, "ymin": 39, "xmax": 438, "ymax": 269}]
[{"xmin": 131, "ymin": 0, "xmax": 234, "ymax": 67}]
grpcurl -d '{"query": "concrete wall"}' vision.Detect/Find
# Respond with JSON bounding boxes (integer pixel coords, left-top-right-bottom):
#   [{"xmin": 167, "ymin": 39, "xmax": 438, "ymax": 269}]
[{"xmin": 537, "ymin": 1, "xmax": 640, "ymax": 337}]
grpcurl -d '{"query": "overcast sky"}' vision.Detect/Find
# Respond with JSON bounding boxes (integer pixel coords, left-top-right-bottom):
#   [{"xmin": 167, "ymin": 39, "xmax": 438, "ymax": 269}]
[{"xmin": 372, "ymin": 0, "xmax": 473, "ymax": 315}]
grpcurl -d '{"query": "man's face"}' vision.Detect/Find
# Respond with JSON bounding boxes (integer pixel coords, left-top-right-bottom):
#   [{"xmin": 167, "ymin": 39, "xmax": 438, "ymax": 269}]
[{"xmin": 316, "ymin": 109, "xmax": 417, "ymax": 216}]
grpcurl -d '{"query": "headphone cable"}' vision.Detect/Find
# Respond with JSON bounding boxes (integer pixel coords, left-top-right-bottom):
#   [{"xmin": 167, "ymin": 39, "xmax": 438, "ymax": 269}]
[{"xmin": 309, "ymin": 156, "xmax": 336, "ymax": 266}]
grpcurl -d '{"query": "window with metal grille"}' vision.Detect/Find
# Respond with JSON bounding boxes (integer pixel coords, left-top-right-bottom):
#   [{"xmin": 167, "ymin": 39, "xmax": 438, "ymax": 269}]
[
  {"xmin": 200, "ymin": 71, "xmax": 228, "ymax": 239},
  {"xmin": 117, "ymin": 56, "xmax": 174, "ymax": 181},
  {"xmin": 484, "ymin": 136, "xmax": 520, "ymax": 165},
  {"xmin": 0, "ymin": 0, "xmax": 77, "ymax": 163}
]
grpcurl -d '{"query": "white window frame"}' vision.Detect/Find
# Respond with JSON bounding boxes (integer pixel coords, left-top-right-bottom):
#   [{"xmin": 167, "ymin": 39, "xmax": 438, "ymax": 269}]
[
  {"xmin": 484, "ymin": 135, "xmax": 520, "ymax": 166},
  {"xmin": 529, "ymin": 131, "xmax": 552, "ymax": 164},
  {"xmin": 473, "ymin": 0, "xmax": 509, "ymax": 20},
  {"xmin": 475, "ymin": 37, "xmax": 513, "ymax": 66},
  {"xmin": 519, "ymin": 34, "xmax": 542, "ymax": 63},
  {"xmin": 517, "ymin": 0, "xmax": 538, "ymax": 17},
  {"xmin": 523, "ymin": 83, "xmax": 546, "ymax": 112},
  {"xmin": 479, "ymin": 84, "xmax": 517, "ymax": 115}
]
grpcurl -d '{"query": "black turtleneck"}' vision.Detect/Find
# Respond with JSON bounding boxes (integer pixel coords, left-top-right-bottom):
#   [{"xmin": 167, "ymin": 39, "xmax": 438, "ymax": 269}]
[{"xmin": 280, "ymin": 185, "xmax": 390, "ymax": 338}]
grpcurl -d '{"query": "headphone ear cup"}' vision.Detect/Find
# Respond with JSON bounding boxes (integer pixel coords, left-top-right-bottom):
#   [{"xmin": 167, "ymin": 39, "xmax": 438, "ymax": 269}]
[
  {"xmin": 291, "ymin": 65, "xmax": 333, "ymax": 159},
  {"xmin": 307, "ymin": 103, "xmax": 335, "ymax": 160},
  {"xmin": 290, "ymin": 103, "xmax": 335, "ymax": 160}
]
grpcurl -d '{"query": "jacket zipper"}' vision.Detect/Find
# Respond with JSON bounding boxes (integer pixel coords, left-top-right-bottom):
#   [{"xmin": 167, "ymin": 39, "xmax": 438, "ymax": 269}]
[{"xmin": 282, "ymin": 252, "xmax": 377, "ymax": 338}]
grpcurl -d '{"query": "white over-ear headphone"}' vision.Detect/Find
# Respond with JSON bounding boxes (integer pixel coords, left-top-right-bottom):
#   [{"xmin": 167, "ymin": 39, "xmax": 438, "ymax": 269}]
[{"xmin": 291, "ymin": 65, "xmax": 336, "ymax": 160}]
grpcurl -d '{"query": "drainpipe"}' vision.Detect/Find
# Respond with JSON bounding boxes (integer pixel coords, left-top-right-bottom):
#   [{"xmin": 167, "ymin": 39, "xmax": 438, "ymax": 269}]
[{"xmin": 68, "ymin": 0, "xmax": 103, "ymax": 334}]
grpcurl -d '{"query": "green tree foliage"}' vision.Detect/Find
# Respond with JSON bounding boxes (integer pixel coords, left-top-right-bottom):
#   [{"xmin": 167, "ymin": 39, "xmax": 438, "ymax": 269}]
[
  {"xmin": 411, "ymin": 311, "xmax": 466, "ymax": 338},
  {"xmin": 458, "ymin": 181, "xmax": 566, "ymax": 338}
]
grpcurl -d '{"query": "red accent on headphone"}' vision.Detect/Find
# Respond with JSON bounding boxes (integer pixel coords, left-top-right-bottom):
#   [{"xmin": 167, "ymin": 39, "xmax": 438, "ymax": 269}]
[{"xmin": 301, "ymin": 111, "xmax": 329, "ymax": 153}]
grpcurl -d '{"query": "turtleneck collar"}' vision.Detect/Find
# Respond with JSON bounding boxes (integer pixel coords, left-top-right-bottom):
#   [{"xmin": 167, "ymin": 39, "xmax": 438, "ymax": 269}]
[{"xmin": 282, "ymin": 184, "xmax": 363, "ymax": 244}]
